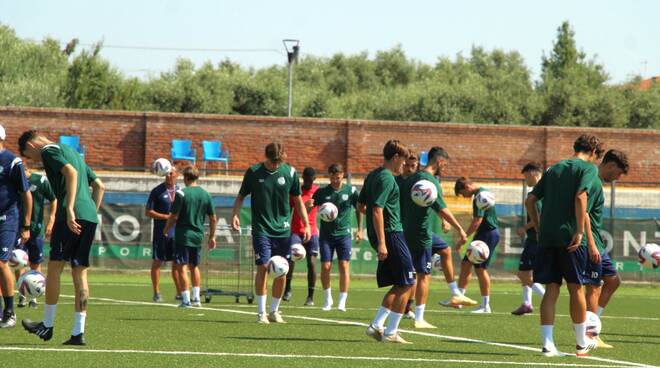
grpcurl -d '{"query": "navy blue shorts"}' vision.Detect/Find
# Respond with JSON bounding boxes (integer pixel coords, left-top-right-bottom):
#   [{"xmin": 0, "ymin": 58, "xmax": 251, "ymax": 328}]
[
  {"xmin": 175, "ymin": 244, "xmax": 201, "ymax": 266},
  {"xmin": 601, "ymin": 252, "xmax": 617, "ymax": 278},
  {"xmin": 253, "ymin": 235, "xmax": 291, "ymax": 266},
  {"xmin": 320, "ymin": 235, "xmax": 352, "ymax": 262},
  {"xmin": 24, "ymin": 235, "xmax": 45, "ymax": 264},
  {"xmin": 375, "ymin": 232, "xmax": 416, "ymax": 288},
  {"xmin": 518, "ymin": 237, "xmax": 539, "ymax": 271},
  {"xmin": 463, "ymin": 228, "xmax": 500, "ymax": 269},
  {"xmin": 50, "ymin": 220, "xmax": 97, "ymax": 268},
  {"xmin": 153, "ymin": 236, "xmax": 175, "ymax": 262},
  {"xmin": 0, "ymin": 214, "xmax": 18, "ymax": 262},
  {"xmin": 431, "ymin": 234, "xmax": 449, "ymax": 254},
  {"xmin": 410, "ymin": 246, "xmax": 433, "ymax": 275},
  {"xmin": 290, "ymin": 233, "xmax": 320, "ymax": 257},
  {"xmin": 533, "ymin": 246, "xmax": 592, "ymax": 285}
]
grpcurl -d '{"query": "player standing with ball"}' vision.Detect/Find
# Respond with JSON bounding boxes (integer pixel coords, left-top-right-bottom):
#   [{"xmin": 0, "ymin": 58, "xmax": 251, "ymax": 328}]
[
  {"xmin": 19, "ymin": 130, "xmax": 104, "ymax": 345},
  {"xmin": 232, "ymin": 142, "xmax": 310, "ymax": 324}
]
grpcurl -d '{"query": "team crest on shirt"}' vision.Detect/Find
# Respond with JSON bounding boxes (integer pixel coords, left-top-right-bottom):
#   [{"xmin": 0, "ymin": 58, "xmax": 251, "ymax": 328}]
[
  {"xmin": 277, "ymin": 177, "xmax": 286, "ymax": 185},
  {"xmin": 341, "ymin": 194, "xmax": 349, "ymax": 201},
  {"xmin": 30, "ymin": 185, "xmax": 37, "ymax": 192}
]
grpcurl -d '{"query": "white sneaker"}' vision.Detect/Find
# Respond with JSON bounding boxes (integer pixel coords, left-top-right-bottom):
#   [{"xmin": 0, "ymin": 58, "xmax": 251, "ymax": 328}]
[
  {"xmin": 542, "ymin": 346, "xmax": 560, "ymax": 357},
  {"xmin": 257, "ymin": 313, "xmax": 270, "ymax": 324},
  {"xmin": 576, "ymin": 337, "xmax": 598, "ymax": 357},
  {"xmin": 337, "ymin": 304, "xmax": 346, "ymax": 312},
  {"xmin": 471, "ymin": 305, "xmax": 492, "ymax": 314},
  {"xmin": 268, "ymin": 311, "xmax": 286, "ymax": 323},
  {"xmin": 366, "ymin": 324, "xmax": 384, "ymax": 341},
  {"xmin": 381, "ymin": 333, "xmax": 412, "ymax": 344},
  {"xmin": 439, "ymin": 299, "xmax": 463, "ymax": 309},
  {"xmin": 178, "ymin": 302, "xmax": 192, "ymax": 308},
  {"xmin": 403, "ymin": 310, "xmax": 415, "ymax": 319},
  {"xmin": 322, "ymin": 300, "xmax": 333, "ymax": 311},
  {"xmin": 191, "ymin": 299, "xmax": 202, "ymax": 307},
  {"xmin": 413, "ymin": 319, "xmax": 437, "ymax": 329}
]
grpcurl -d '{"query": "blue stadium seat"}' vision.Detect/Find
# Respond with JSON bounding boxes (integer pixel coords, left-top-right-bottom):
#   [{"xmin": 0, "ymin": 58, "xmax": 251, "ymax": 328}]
[
  {"xmin": 419, "ymin": 151, "xmax": 428, "ymax": 166},
  {"xmin": 202, "ymin": 140, "xmax": 229, "ymax": 173},
  {"xmin": 171, "ymin": 139, "xmax": 196, "ymax": 164},
  {"xmin": 59, "ymin": 135, "xmax": 85, "ymax": 158}
]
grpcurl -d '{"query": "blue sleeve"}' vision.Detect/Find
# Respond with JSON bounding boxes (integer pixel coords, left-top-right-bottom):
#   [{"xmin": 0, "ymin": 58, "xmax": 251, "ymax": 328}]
[
  {"xmin": 10, "ymin": 158, "xmax": 29, "ymax": 193},
  {"xmin": 146, "ymin": 189, "xmax": 157, "ymax": 210}
]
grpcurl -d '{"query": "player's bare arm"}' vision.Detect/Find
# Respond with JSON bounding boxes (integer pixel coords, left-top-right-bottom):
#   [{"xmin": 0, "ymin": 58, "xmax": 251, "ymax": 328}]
[
  {"xmin": 61, "ymin": 164, "xmax": 81, "ymax": 234},
  {"xmin": 231, "ymin": 195, "xmax": 245, "ymax": 231}
]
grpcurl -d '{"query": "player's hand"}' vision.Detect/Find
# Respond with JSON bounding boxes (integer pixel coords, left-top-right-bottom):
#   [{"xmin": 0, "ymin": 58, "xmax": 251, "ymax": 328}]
[
  {"xmin": 377, "ymin": 244, "xmax": 388, "ymax": 261},
  {"xmin": 442, "ymin": 221, "xmax": 451, "ymax": 234},
  {"xmin": 516, "ymin": 227, "xmax": 526, "ymax": 237},
  {"xmin": 208, "ymin": 238, "xmax": 217, "ymax": 250},
  {"xmin": 303, "ymin": 224, "xmax": 311, "ymax": 243},
  {"xmin": 67, "ymin": 209, "xmax": 82, "ymax": 235},
  {"xmin": 588, "ymin": 244, "xmax": 601, "ymax": 264},
  {"xmin": 305, "ymin": 198, "xmax": 314, "ymax": 209},
  {"xmin": 45, "ymin": 223, "xmax": 54, "ymax": 238},
  {"xmin": 231, "ymin": 214, "xmax": 240, "ymax": 231},
  {"xmin": 20, "ymin": 229, "xmax": 30, "ymax": 243},
  {"xmin": 355, "ymin": 228, "xmax": 363, "ymax": 241},
  {"xmin": 455, "ymin": 230, "xmax": 468, "ymax": 248},
  {"xmin": 567, "ymin": 233, "xmax": 582, "ymax": 253}
]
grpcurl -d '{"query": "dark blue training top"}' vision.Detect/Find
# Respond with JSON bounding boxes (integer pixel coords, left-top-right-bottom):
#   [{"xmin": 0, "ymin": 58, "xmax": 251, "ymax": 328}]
[
  {"xmin": 0, "ymin": 149, "xmax": 29, "ymax": 217},
  {"xmin": 146, "ymin": 182, "xmax": 178, "ymax": 244}
]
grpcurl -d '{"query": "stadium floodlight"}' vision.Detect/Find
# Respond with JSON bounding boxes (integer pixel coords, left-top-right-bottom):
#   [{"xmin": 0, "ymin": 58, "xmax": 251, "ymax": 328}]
[{"xmin": 283, "ymin": 39, "xmax": 300, "ymax": 117}]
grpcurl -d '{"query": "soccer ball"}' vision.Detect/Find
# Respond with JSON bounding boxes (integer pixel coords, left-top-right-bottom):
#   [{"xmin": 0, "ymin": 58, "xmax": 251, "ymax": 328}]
[
  {"xmin": 17, "ymin": 270, "xmax": 46, "ymax": 298},
  {"xmin": 475, "ymin": 191, "xmax": 496, "ymax": 210},
  {"xmin": 466, "ymin": 240, "xmax": 490, "ymax": 264},
  {"xmin": 431, "ymin": 253, "xmax": 443, "ymax": 272},
  {"xmin": 319, "ymin": 202, "xmax": 338, "ymax": 222},
  {"xmin": 152, "ymin": 158, "xmax": 172, "ymax": 177},
  {"xmin": 268, "ymin": 255, "xmax": 289, "ymax": 278},
  {"xmin": 9, "ymin": 249, "xmax": 29, "ymax": 269},
  {"xmin": 291, "ymin": 243, "xmax": 306, "ymax": 262},
  {"xmin": 638, "ymin": 243, "xmax": 660, "ymax": 269},
  {"xmin": 585, "ymin": 311, "xmax": 602, "ymax": 337},
  {"xmin": 410, "ymin": 180, "xmax": 438, "ymax": 207}
]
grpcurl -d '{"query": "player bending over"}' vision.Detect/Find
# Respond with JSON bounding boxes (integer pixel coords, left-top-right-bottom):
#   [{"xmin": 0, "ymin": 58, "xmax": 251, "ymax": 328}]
[
  {"xmin": 164, "ymin": 166, "xmax": 216, "ymax": 308},
  {"xmin": 19, "ymin": 130, "xmax": 104, "ymax": 345},
  {"xmin": 455, "ymin": 177, "xmax": 500, "ymax": 313},
  {"xmin": 526, "ymin": 134, "xmax": 603, "ymax": 357},
  {"xmin": 232, "ymin": 142, "xmax": 310, "ymax": 324}
]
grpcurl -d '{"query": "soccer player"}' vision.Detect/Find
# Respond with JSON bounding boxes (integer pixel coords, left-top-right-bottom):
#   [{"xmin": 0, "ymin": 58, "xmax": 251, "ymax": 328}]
[
  {"xmin": 19, "ymin": 130, "xmax": 104, "ymax": 345},
  {"xmin": 231, "ymin": 142, "xmax": 311, "ymax": 324},
  {"xmin": 313, "ymin": 164, "xmax": 362, "ymax": 311},
  {"xmin": 16, "ymin": 163, "xmax": 57, "ymax": 309},
  {"xmin": 283, "ymin": 167, "xmax": 319, "ymax": 305},
  {"xmin": 526, "ymin": 134, "xmax": 603, "ymax": 357},
  {"xmin": 400, "ymin": 147, "xmax": 470, "ymax": 328},
  {"xmin": 584, "ymin": 149, "xmax": 629, "ymax": 349},
  {"xmin": 0, "ymin": 124, "xmax": 32, "ymax": 329},
  {"xmin": 360, "ymin": 139, "xmax": 415, "ymax": 344},
  {"xmin": 163, "ymin": 166, "xmax": 217, "ymax": 308},
  {"xmin": 146, "ymin": 165, "xmax": 182, "ymax": 302},
  {"xmin": 454, "ymin": 177, "xmax": 500, "ymax": 313},
  {"xmin": 511, "ymin": 162, "xmax": 546, "ymax": 315},
  {"xmin": 397, "ymin": 151, "xmax": 418, "ymax": 319}
]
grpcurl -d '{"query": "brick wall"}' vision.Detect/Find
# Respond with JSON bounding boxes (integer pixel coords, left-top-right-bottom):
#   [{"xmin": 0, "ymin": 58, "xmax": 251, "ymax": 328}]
[{"xmin": 1, "ymin": 107, "xmax": 658, "ymax": 183}]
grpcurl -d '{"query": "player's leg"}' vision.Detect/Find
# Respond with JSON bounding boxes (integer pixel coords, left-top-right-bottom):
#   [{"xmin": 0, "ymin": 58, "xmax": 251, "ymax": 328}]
[
  {"xmin": 174, "ymin": 243, "xmax": 191, "ymax": 307},
  {"xmin": 304, "ymin": 235, "xmax": 319, "ymax": 305},
  {"xmin": 268, "ymin": 237, "xmax": 291, "ymax": 322},
  {"xmin": 457, "ymin": 259, "xmax": 472, "ymax": 294},
  {"xmin": 69, "ymin": 266, "xmax": 88, "ymax": 344},
  {"xmin": 150, "ymin": 260, "xmax": 163, "ymax": 301},
  {"xmin": 189, "ymin": 247, "xmax": 202, "ymax": 307},
  {"xmin": 0, "ymin": 223, "xmax": 17, "ymax": 328},
  {"xmin": 382, "ymin": 232, "xmax": 415, "ymax": 343},
  {"xmin": 436, "ymin": 239, "xmax": 477, "ymax": 308},
  {"xmin": 319, "ymin": 237, "xmax": 333, "ymax": 310},
  {"xmin": 472, "ymin": 229, "xmax": 499, "ymax": 313},
  {"xmin": 25, "ymin": 236, "xmax": 44, "ymax": 308},
  {"xmin": 335, "ymin": 236, "xmax": 352, "ymax": 311},
  {"xmin": 534, "ymin": 247, "xmax": 561, "ymax": 356},
  {"xmin": 252, "ymin": 235, "xmax": 272, "ymax": 322},
  {"xmin": 563, "ymin": 246, "xmax": 598, "ymax": 356},
  {"xmin": 597, "ymin": 253, "xmax": 620, "ymax": 316},
  {"xmin": 166, "ymin": 237, "xmax": 182, "ymax": 301},
  {"xmin": 513, "ymin": 237, "xmax": 535, "ymax": 315}
]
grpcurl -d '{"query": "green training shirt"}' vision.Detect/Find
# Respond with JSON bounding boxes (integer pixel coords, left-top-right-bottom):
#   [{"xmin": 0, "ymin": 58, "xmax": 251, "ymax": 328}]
[
  {"xmin": 530, "ymin": 158, "xmax": 599, "ymax": 248},
  {"xmin": 583, "ymin": 176, "xmax": 605, "ymax": 252},
  {"xmin": 358, "ymin": 167, "xmax": 403, "ymax": 250},
  {"xmin": 19, "ymin": 173, "xmax": 56, "ymax": 237},
  {"xmin": 400, "ymin": 171, "xmax": 447, "ymax": 249},
  {"xmin": 171, "ymin": 186, "xmax": 215, "ymax": 248},
  {"xmin": 238, "ymin": 163, "xmax": 301, "ymax": 238},
  {"xmin": 41, "ymin": 143, "xmax": 99, "ymax": 224},
  {"xmin": 474, "ymin": 187, "xmax": 499, "ymax": 233},
  {"xmin": 313, "ymin": 184, "xmax": 359, "ymax": 239}
]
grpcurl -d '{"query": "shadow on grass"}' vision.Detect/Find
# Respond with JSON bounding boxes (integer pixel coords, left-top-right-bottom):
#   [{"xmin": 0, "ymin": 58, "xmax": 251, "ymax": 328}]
[{"xmin": 227, "ymin": 336, "xmax": 365, "ymax": 343}]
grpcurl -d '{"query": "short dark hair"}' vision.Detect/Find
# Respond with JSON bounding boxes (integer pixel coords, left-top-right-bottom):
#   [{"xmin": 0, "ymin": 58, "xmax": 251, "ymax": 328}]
[
  {"xmin": 383, "ymin": 140, "xmax": 409, "ymax": 161},
  {"xmin": 521, "ymin": 161, "xmax": 543, "ymax": 174},
  {"xmin": 573, "ymin": 134, "xmax": 604, "ymax": 159},
  {"xmin": 427, "ymin": 146, "xmax": 449, "ymax": 164},
  {"xmin": 406, "ymin": 150, "xmax": 418, "ymax": 162},
  {"xmin": 265, "ymin": 142, "xmax": 286, "ymax": 163},
  {"xmin": 328, "ymin": 163, "xmax": 344, "ymax": 174},
  {"xmin": 182, "ymin": 166, "xmax": 200, "ymax": 181},
  {"xmin": 302, "ymin": 167, "xmax": 316, "ymax": 181},
  {"xmin": 454, "ymin": 176, "xmax": 472, "ymax": 196},
  {"xmin": 18, "ymin": 130, "xmax": 39, "ymax": 156},
  {"xmin": 602, "ymin": 149, "xmax": 629, "ymax": 174}
]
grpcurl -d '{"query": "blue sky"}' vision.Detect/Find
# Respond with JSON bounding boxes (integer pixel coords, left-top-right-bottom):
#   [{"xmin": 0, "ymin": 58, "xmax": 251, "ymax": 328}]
[{"xmin": 1, "ymin": 0, "xmax": 658, "ymax": 83}]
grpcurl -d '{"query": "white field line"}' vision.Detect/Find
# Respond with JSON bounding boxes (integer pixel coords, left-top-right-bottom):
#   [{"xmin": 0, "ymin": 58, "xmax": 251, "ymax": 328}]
[
  {"xmin": 60, "ymin": 295, "xmax": 657, "ymax": 368},
  {"xmin": 0, "ymin": 346, "xmax": 634, "ymax": 368}
]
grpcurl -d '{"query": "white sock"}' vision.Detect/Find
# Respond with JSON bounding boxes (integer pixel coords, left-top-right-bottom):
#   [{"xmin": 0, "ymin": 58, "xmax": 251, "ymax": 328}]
[
  {"xmin": 459, "ymin": 288, "xmax": 466, "ymax": 296},
  {"xmin": 384, "ymin": 312, "xmax": 403, "ymax": 336},
  {"xmin": 270, "ymin": 297, "xmax": 281, "ymax": 313},
  {"xmin": 72, "ymin": 312, "xmax": 86, "ymax": 336},
  {"xmin": 414, "ymin": 304, "xmax": 426, "ymax": 322},
  {"xmin": 43, "ymin": 304, "xmax": 57, "ymax": 328},
  {"xmin": 596, "ymin": 306, "xmax": 604, "ymax": 317},
  {"xmin": 481, "ymin": 295, "xmax": 490, "ymax": 308},
  {"xmin": 541, "ymin": 325, "xmax": 555, "ymax": 349},
  {"xmin": 324, "ymin": 288, "xmax": 333, "ymax": 306},
  {"xmin": 181, "ymin": 290, "xmax": 191, "ymax": 304},
  {"xmin": 192, "ymin": 287, "xmax": 201, "ymax": 301},
  {"xmin": 522, "ymin": 286, "xmax": 532, "ymax": 306},
  {"xmin": 372, "ymin": 306, "xmax": 391, "ymax": 329},
  {"xmin": 532, "ymin": 283, "xmax": 546, "ymax": 297},
  {"xmin": 338, "ymin": 292, "xmax": 348, "ymax": 308},
  {"xmin": 574, "ymin": 323, "xmax": 587, "ymax": 347},
  {"xmin": 256, "ymin": 295, "xmax": 267, "ymax": 314},
  {"xmin": 448, "ymin": 281, "xmax": 461, "ymax": 296}
]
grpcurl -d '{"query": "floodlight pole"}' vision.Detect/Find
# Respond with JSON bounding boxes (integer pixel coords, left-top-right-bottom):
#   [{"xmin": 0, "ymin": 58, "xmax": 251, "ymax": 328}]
[{"xmin": 283, "ymin": 39, "xmax": 300, "ymax": 117}]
